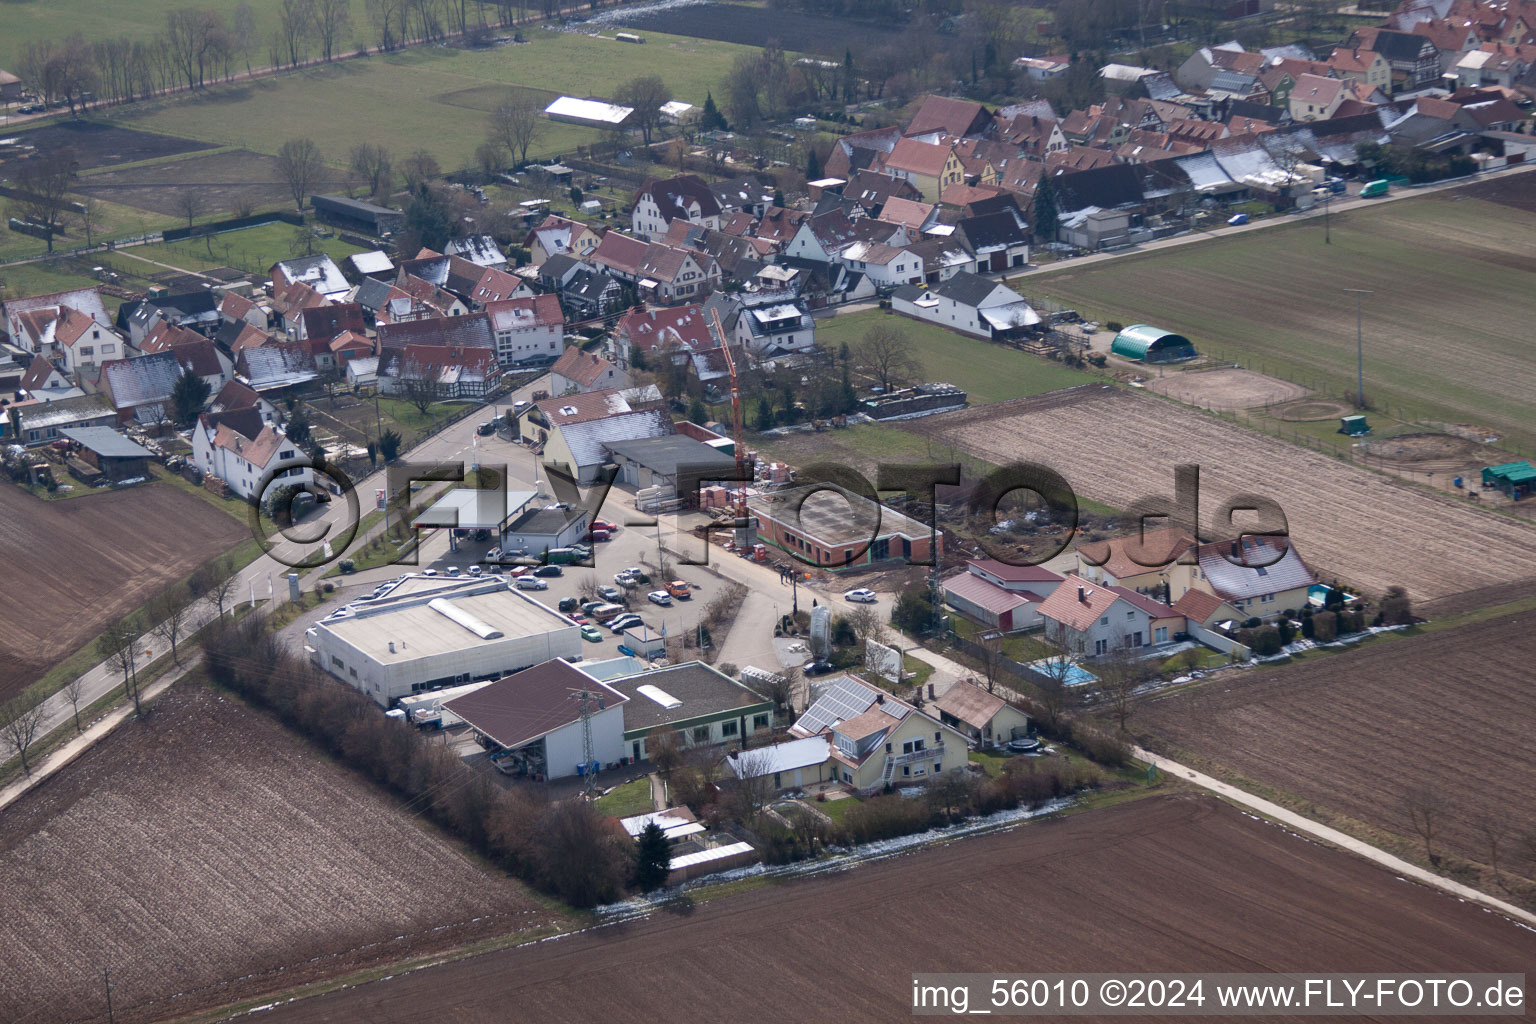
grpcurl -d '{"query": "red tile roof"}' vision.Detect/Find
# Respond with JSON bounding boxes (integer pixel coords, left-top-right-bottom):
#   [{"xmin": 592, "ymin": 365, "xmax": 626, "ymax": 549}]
[
  {"xmin": 966, "ymin": 558, "xmax": 1063, "ymax": 584},
  {"xmin": 883, "ymin": 138, "xmax": 953, "ymax": 178},
  {"xmin": 1077, "ymin": 528, "xmax": 1197, "ymax": 580}
]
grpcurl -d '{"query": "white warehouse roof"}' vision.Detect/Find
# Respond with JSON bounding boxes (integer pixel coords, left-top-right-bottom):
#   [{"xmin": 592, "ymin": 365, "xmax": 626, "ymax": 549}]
[{"xmin": 545, "ymin": 96, "xmax": 635, "ymax": 125}]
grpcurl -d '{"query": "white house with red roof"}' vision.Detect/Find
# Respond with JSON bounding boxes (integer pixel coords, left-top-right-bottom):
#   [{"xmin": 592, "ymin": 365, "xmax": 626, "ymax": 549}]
[
  {"xmin": 523, "ymin": 214, "xmax": 601, "ymax": 266},
  {"xmin": 942, "ymin": 558, "xmax": 1064, "ymax": 631},
  {"xmin": 1037, "ymin": 574, "xmax": 1185, "ymax": 656},
  {"xmin": 612, "ymin": 304, "xmax": 725, "ymax": 370},
  {"xmin": 193, "ymin": 411, "xmax": 312, "ymax": 501},
  {"xmin": 3, "ymin": 288, "xmax": 110, "ymax": 355},
  {"xmin": 549, "ymin": 347, "xmax": 628, "ymax": 394},
  {"xmin": 485, "ymin": 294, "xmax": 564, "ymax": 366}
]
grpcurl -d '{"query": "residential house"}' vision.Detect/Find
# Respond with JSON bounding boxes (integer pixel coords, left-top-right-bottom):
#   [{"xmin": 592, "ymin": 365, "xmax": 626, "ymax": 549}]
[
  {"xmin": 273, "ymin": 281, "xmax": 330, "ymax": 338},
  {"xmin": 549, "ymin": 347, "xmax": 628, "ymax": 394},
  {"xmin": 840, "ymin": 170, "xmax": 926, "ymax": 217},
  {"xmin": 1013, "ymin": 55, "xmax": 1072, "ymax": 81},
  {"xmin": 1171, "ymin": 587, "xmax": 1243, "ymax": 631},
  {"xmin": 10, "ymin": 393, "xmax": 116, "ymax": 445},
  {"xmin": 4, "ymin": 288, "xmax": 110, "ymax": 357},
  {"xmin": 587, "ymin": 229, "xmax": 651, "ymax": 283},
  {"xmin": 120, "ymin": 292, "xmax": 221, "ymax": 341},
  {"xmin": 208, "ymin": 378, "xmax": 277, "ymax": 422},
  {"xmin": 538, "ymin": 254, "xmax": 625, "ymax": 320},
  {"xmin": 1176, "ymin": 43, "xmax": 1266, "ymax": 91},
  {"xmin": 518, "ymin": 387, "xmax": 672, "ymax": 483},
  {"xmin": 630, "ymin": 174, "xmax": 723, "ymax": 239},
  {"xmin": 952, "ymin": 209, "xmax": 1031, "ymax": 272},
  {"xmin": 702, "ymin": 293, "xmax": 815, "ymax": 358},
  {"xmin": 1349, "ymin": 26, "xmax": 1442, "ymax": 88},
  {"xmin": 1290, "ymin": 73, "xmax": 1347, "ymax": 120},
  {"xmin": 347, "ymin": 250, "xmax": 396, "ymax": 281},
  {"xmin": 1076, "ymin": 528, "xmax": 1199, "ymax": 601},
  {"xmin": 708, "ymin": 175, "xmax": 776, "ymax": 218},
  {"xmin": 237, "ymin": 342, "xmax": 319, "ymax": 395},
  {"xmin": 612, "ymin": 304, "xmax": 724, "ymax": 371},
  {"xmin": 193, "ymin": 411, "xmax": 313, "ymax": 501},
  {"xmin": 1413, "ymin": 17, "xmax": 1484, "ymax": 73},
  {"xmin": 140, "ymin": 321, "xmax": 230, "ymax": 396},
  {"xmin": 523, "ymin": 214, "xmax": 602, "ymax": 267},
  {"xmin": 942, "ymin": 558, "xmax": 1063, "ymax": 631},
  {"xmin": 380, "ymin": 344, "xmax": 503, "ymax": 401},
  {"xmin": 782, "ymin": 210, "xmax": 861, "ymax": 262},
  {"xmin": 1452, "ymin": 43, "xmax": 1535, "ymax": 87},
  {"xmin": 879, "ymin": 138, "xmax": 964, "ymax": 201},
  {"xmin": 823, "ymin": 124, "xmax": 903, "ymax": 181},
  {"xmin": 635, "ymin": 243, "xmax": 719, "ymax": 305},
  {"xmin": 299, "ymin": 303, "xmax": 371, "ymax": 370},
  {"xmin": 444, "ymin": 234, "xmax": 508, "ymax": 269},
  {"xmin": 753, "ymin": 206, "xmax": 815, "ymax": 251},
  {"xmin": 219, "ymin": 320, "xmax": 273, "ymax": 359},
  {"xmin": 1038, "ymin": 574, "xmax": 1185, "ymax": 655},
  {"xmin": 1328, "ymin": 47, "xmax": 1393, "ymax": 92},
  {"xmin": 98, "ymin": 350, "xmax": 182, "ymax": 425},
  {"xmin": 271, "ymin": 254, "xmax": 351, "ymax": 304},
  {"xmin": 891, "ymin": 271, "xmax": 1040, "ymax": 340},
  {"xmin": 876, "ymin": 196, "xmax": 940, "ymax": 235},
  {"xmin": 377, "ymin": 312, "xmax": 496, "ymax": 357},
  {"xmin": 19, "ymin": 355, "xmax": 71, "ymax": 397},
  {"xmin": 904, "ymin": 95, "xmax": 992, "ymax": 141},
  {"xmin": 1189, "ymin": 535, "xmax": 1316, "ymax": 619},
  {"xmin": 837, "ymin": 240, "xmax": 923, "ymax": 289},
  {"xmin": 51, "ymin": 307, "xmax": 123, "ymax": 377},
  {"xmin": 218, "ymin": 290, "xmax": 269, "ymax": 331},
  {"xmin": 930, "ymin": 679, "xmax": 1033, "ymax": 749},
  {"xmin": 789, "ymin": 675, "xmax": 969, "ymax": 792},
  {"xmin": 485, "ymin": 295, "xmax": 565, "ymax": 366}
]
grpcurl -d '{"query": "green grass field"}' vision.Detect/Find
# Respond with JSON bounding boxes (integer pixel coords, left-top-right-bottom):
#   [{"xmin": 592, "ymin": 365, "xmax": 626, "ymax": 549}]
[
  {"xmin": 106, "ymin": 30, "xmax": 758, "ymax": 170},
  {"xmin": 1030, "ymin": 184, "xmax": 1536, "ymax": 453},
  {"xmin": 0, "ymin": 0, "xmax": 287, "ymax": 72},
  {"xmin": 128, "ymin": 222, "xmax": 367, "ymax": 277},
  {"xmin": 815, "ymin": 309, "xmax": 1099, "ymax": 404}
]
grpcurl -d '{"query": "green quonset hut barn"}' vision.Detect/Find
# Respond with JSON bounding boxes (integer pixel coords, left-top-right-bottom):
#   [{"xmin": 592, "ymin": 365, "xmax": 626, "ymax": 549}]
[{"xmin": 1111, "ymin": 324, "xmax": 1197, "ymax": 363}]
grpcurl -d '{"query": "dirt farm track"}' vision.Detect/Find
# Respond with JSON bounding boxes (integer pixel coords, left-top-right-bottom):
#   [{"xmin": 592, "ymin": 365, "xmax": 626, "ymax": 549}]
[
  {"xmin": 0, "ymin": 483, "xmax": 246, "ymax": 702},
  {"xmin": 1139, "ymin": 610, "xmax": 1536, "ymax": 872},
  {"xmin": 1146, "ymin": 367, "xmax": 1308, "ymax": 410},
  {"xmin": 253, "ymin": 795, "xmax": 1536, "ymax": 1024},
  {"xmin": 0, "ymin": 685, "xmax": 556, "ymax": 1024},
  {"xmin": 913, "ymin": 386, "xmax": 1536, "ymax": 601}
]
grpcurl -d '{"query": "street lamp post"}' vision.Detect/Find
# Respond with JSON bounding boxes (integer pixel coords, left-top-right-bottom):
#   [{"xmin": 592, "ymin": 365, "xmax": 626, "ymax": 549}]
[{"xmin": 1344, "ymin": 288, "xmax": 1372, "ymax": 409}]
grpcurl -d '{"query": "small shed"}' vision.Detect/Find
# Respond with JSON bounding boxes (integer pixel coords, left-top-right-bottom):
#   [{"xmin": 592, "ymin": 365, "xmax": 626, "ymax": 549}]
[
  {"xmin": 59, "ymin": 427, "xmax": 153, "ymax": 481},
  {"xmin": 623, "ymin": 624, "xmax": 666, "ymax": 658},
  {"xmin": 1338, "ymin": 414, "xmax": 1371, "ymax": 436},
  {"xmin": 1110, "ymin": 324, "xmax": 1197, "ymax": 363},
  {"xmin": 1482, "ymin": 460, "xmax": 1536, "ymax": 499}
]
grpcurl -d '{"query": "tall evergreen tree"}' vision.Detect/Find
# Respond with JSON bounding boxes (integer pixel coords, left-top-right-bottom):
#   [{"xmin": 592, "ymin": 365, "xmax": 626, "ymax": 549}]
[
  {"xmin": 701, "ymin": 91, "xmax": 727, "ymax": 131},
  {"xmin": 1032, "ymin": 173, "xmax": 1059, "ymax": 242},
  {"xmin": 170, "ymin": 368, "xmax": 211, "ymax": 427},
  {"xmin": 633, "ymin": 822, "xmax": 672, "ymax": 891},
  {"xmin": 805, "ymin": 147, "xmax": 821, "ymax": 180}
]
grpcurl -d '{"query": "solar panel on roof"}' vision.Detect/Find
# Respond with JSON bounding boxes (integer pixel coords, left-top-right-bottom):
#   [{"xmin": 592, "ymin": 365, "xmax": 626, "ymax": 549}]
[{"xmin": 794, "ymin": 676, "xmax": 878, "ymax": 735}]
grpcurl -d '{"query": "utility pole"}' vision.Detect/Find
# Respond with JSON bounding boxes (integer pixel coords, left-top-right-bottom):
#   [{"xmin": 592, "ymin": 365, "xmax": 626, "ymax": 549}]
[
  {"xmin": 1344, "ymin": 288, "xmax": 1371, "ymax": 409},
  {"xmin": 570, "ymin": 687, "xmax": 602, "ymax": 798}
]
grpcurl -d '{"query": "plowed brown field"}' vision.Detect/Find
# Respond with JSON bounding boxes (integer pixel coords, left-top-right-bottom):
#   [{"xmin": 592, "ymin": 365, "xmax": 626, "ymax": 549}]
[
  {"xmin": 0, "ymin": 684, "xmax": 559, "ymax": 1024},
  {"xmin": 913, "ymin": 386, "xmax": 1536, "ymax": 600},
  {"xmin": 251, "ymin": 794, "xmax": 1536, "ymax": 1024},
  {"xmin": 0, "ymin": 483, "xmax": 246, "ymax": 701},
  {"xmin": 1138, "ymin": 610, "xmax": 1536, "ymax": 869}
]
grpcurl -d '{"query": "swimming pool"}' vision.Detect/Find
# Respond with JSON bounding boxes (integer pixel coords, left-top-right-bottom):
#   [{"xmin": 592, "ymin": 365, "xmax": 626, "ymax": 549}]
[{"xmin": 1028, "ymin": 660, "xmax": 1099, "ymax": 687}]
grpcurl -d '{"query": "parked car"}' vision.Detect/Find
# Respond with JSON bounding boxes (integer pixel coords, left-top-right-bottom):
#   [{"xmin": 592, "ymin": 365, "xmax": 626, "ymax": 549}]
[
  {"xmin": 597, "ymin": 585, "xmax": 623, "ymax": 601},
  {"xmin": 607, "ymin": 613, "xmax": 642, "ymax": 632},
  {"xmin": 592, "ymin": 519, "xmax": 618, "ymax": 533},
  {"xmin": 589, "ymin": 602, "xmax": 626, "ymax": 620},
  {"xmin": 534, "ymin": 564, "xmax": 563, "ymax": 577},
  {"xmin": 588, "ymin": 528, "xmax": 611, "ymax": 543},
  {"xmin": 580, "ymin": 625, "xmax": 603, "ymax": 642},
  {"xmin": 513, "ymin": 576, "xmax": 548, "ymax": 590},
  {"xmin": 580, "ymin": 600, "xmax": 606, "ymax": 614},
  {"xmin": 844, "ymin": 588, "xmax": 878, "ymax": 603},
  {"xmin": 467, "ymin": 565, "xmax": 484, "ymax": 576},
  {"xmin": 485, "ymin": 547, "xmax": 501, "ymax": 559},
  {"xmin": 616, "ymin": 644, "xmax": 638, "ymax": 657},
  {"xmin": 614, "ymin": 571, "xmax": 639, "ymax": 587},
  {"xmin": 802, "ymin": 659, "xmax": 836, "ymax": 676},
  {"xmin": 624, "ymin": 567, "xmax": 650, "ymax": 584},
  {"xmin": 665, "ymin": 580, "xmax": 692, "ymax": 599},
  {"xmin": 477, "ymin": 421, "xmax": 495, "ymax": 436},
  {"xmin": 420, "ymin": 568, "xmax": 439, "ymax": 577},
  {"xmin": 1227, "ymin": 212, "xmax": 1250, "ymax": 225},
  {"xmin": 558, "ymin": 597, "xmax": 579, "ymax": 612},
  {"xmin": 446, "ymin": 566, "xmax": 462, "ymax": 576},
  {"xmin": 647, "ymin": 590, "xmax": 672, "ymax": 606}
]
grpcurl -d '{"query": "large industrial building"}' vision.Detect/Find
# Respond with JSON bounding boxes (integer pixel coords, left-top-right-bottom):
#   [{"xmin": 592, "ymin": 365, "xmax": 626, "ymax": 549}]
[
  {"xmin": 748, "ymin": 483, "xmax": 942, "ymax": 568},
  {"xmin": 305, "ymin": 575, "xmax": 581, "ymax": 705}
]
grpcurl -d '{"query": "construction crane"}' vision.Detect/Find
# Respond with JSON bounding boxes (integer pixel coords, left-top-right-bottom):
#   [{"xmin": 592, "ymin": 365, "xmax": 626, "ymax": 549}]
[{"xmin": 709, "ymin": 308, "xmax": 754, "ymax": 548}]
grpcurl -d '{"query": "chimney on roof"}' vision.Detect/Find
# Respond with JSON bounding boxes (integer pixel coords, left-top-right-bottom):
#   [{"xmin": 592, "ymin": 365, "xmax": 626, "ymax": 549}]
[
  {"xmin": 1078, "ymin": 585, "xmax": 1086, "ymax": 603},
  {"xmin": 1230, "ymin": 539, "xmax": 1240, "ymax": 559},
  {"xmin": 388, "ymin": 641, "xmax": 395, "ymax": 653},
  {"xmin": 875, "ymin": 693, "xmax": 884, "ymax": 704}
]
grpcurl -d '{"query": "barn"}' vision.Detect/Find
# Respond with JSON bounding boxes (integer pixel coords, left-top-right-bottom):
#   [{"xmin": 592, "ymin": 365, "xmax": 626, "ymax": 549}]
[
  {"xmin": 1111, "ymin": 324, "xmax": 1198, "ymax": 363},
  {"xmin": 1482, "ymin": 461, "xmax": 1536, "ymax": 499}
]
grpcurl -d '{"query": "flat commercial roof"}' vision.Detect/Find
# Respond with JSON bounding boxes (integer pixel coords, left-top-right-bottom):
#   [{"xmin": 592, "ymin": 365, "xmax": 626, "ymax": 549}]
[
  {"xmin": 414, "ymin": 488, "xmax": 537, "ymax": 529},
  {"xmin": 59, "ymin": 426, "xmax": 153, "ymax": 459},
  {"xmin": 604, "ymin": 435, "xmax": 737, "ymax": 479},
  {"xmin": 506, "ymin": 506, "xmax": 586, "ymax": 535},
  {"xmin": 606, "ymin": 661, "xmax": 772, "ymax": 734},
  {"xmin": 726, "ymin": 736, "xmax": 831, "ymax": 778},
  {"xmin": 748, "ymin": 483, "xmax": 936, "ymax": 546},
  {"xmin": 317, "ymin": 581, "xmax": 571, "ymax": 662}
]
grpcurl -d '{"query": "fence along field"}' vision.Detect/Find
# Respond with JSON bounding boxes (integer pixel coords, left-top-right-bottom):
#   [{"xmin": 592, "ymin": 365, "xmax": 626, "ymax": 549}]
[
  {"xmin": 1138, "ymin": 612, "xmax": 1536, "ymax": 885},
  {"xmin": 249, "ymin": 795, "xmax": 1536, "ymax": 1024},
  {"xmin": 1031, "ymin": 177, "xmax": 1536, "ymax": 455},
  {"xmin": 910, "ymin": 386, "xmax": 1536, "ymax": 602},
  {"xmin": 0, "ymin": 684, "xmax": 559, "ymax": 1024}
]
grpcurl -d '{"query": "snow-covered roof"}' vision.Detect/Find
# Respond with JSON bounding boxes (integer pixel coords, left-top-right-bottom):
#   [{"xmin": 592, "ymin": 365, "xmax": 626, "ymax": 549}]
[
  {"xmin": 726, "ymin": 736, "xmax": 831, "ymax": 778},
  {"xmin": 544, "ymin": 96, "xmax": 634, "ymax": 125}
]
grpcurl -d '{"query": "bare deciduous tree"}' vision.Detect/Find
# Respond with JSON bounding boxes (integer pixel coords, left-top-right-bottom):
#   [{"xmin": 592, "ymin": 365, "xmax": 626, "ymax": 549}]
[
  {"xmin": 9, "ymin": 147, "xmax": 76, "ymax": 253},
  {"xmin": 1402, "ymin": 786, "xmax": 1450, "ymax": 865},
  {"xmin": 275, "ymin": 137, "xmax": 325, "ymax": 211},
  {"xmin": 314, "ymin": 0, "xmax": 352, "ymax": 60},
  {"xmin": 487, "ymin": 95, "xmax": 544, "ymax": 167},
  {"xmin": 280, "ymin": 0, "xmax": 318, "ymax": 66},
  {"xmin": 151, "ymin": 588, "xmax": 194, "ymax": 667},
  {"xmin": 400, "ymin": 148, "xmax": 440, "ymax": 193},
  {"xmin": 191, "ymin": 555, "xmax": 241, "ymax": 619},
  {"xmin": 348, "ymin": 142, "xmax": 394, "ymax": 198},
  {"xmin": 1095, "ymin": 644, "xmax": 1149, "ymax": 732},
  {"xmin": 616, "ymin": 74, "xmax": 668, "ymax": 146},
  {"xmin": 61, "ymin": 673, "xmax": 87, "ymax": 734},
  {"xmin": 1033, "ymin": 631, "xmax": 1086, "ymax": 731},
  {"xmin": 977, "ymin": 631, "xmax": 1006, "ymax": 695},
  {"xmin": 97, "ymin": 618, "xmax": 143, "ymax": 716},
  {"xmin": 175, "ymin": 187, "xmax": 205, "ymax": 229},
  {"xmin": 1474, "ymin": 812, "xmax": 1512, "ymax": 893},
  {"xmin": 856, "ymin": 324, "xmax": 920, "ymax": 392},
  {"xmin": 724, "ymin": 745, "xmax": 778, "ymax": 820},
  {"xmin": 78, "ymin": 196, "xmax": 105, "ymax": 248},
  {"xmin": 1, "ymin": 698, "xmax": 47, "ymax": 776},
  {"xmin": 844, "ymin": 604, "xmax": 887, "ymax": 648}
]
